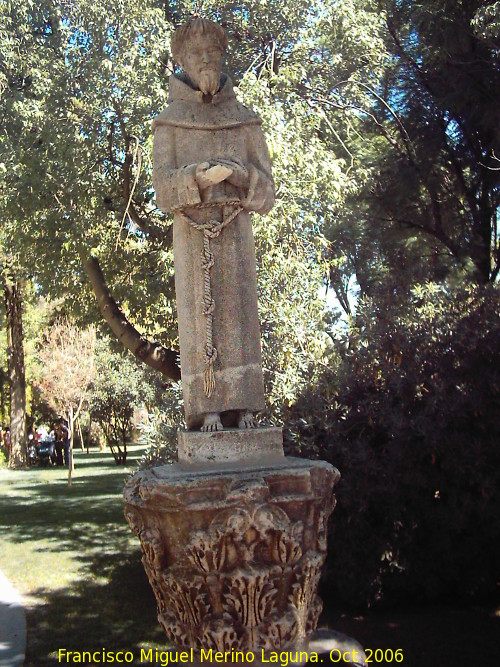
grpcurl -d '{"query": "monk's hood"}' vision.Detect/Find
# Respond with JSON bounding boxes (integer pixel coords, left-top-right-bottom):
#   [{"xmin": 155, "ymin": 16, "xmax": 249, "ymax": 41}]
[{"xmin": 152, "ymin": 73, "xmax": 261, "ymax": 132}]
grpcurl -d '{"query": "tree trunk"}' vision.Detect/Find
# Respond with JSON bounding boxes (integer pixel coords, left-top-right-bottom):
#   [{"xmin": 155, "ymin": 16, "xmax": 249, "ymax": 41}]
[
  {"xmin": 471, "ymin": 180, "xmax": 493, "ymax": 284},
  {"xmin": 0, "ymin": 367, "xmax": 5, "ymax": 423},
  {"xmin": 67, "ymin": 406, "xmax": 74, "ymax": 487},
  {"xmin": 4, "ymin": 276, "xmax": 27, "ymax": 468},
  {"xmin": 78, "ymin": 247, "xmax": 181, "ymax": 381},
  {"xmin": 77, "ymin": 418, "xmax": 85, "ymax": 452}
]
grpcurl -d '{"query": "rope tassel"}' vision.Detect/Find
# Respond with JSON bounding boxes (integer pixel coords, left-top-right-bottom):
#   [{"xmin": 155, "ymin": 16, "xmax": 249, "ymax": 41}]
[{"xmin": 203, "ymin": 354, "xmax": 217, "ymax": 398}]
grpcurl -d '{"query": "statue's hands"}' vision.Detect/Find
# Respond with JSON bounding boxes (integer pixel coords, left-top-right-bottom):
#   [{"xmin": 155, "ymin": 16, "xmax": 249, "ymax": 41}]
[
  {"xmin": 196, "ymin": 158, "xmax": 249, "ymax": 191},
  {"xmin": 195, "ymin": 161, "xmax": 233, "ymax": 189},
  {"xmin": 215, "ymin": 157, "xmax": 249, "ymax": 188}
]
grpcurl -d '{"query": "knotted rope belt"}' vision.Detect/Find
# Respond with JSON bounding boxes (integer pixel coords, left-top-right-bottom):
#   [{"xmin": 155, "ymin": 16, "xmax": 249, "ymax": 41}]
[{"xmin": 178, "ymin": 201, "xmax": 243, "ymax": 398}]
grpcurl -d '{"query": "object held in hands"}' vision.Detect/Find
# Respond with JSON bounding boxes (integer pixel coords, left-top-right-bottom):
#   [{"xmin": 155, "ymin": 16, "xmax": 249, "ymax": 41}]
[{"xmin": 196, "ymin": 162, "xmax": 233, "ymax": 189}]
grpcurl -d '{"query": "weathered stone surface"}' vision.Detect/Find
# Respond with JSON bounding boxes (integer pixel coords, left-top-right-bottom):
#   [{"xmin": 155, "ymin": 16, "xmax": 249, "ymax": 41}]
[
  {"xmin": 152, "ymin": 18, "xmax": 275, "ymax": 431},
  {"xmin": 124, "ymin": 457, "xmax": 340, "ymax": 653},
  {"xmin": 177, "ymin": 426, "xmax": 284, "ymax": 465}
]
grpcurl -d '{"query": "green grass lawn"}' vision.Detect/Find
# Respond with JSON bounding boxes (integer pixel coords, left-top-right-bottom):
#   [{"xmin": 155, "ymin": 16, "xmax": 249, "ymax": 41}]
[{"xmin": 0, "ymin": 444, "xmax": 166, "ymax": 666}]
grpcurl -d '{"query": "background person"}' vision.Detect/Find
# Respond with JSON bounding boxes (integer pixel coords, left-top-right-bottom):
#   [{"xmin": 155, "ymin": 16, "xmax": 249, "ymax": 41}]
[{"xmin": 59, "ymin": 420, "xmax": 70, "ymax": 467}]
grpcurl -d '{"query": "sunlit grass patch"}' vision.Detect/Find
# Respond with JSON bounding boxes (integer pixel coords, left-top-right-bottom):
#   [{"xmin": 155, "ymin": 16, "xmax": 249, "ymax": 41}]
[{"xmin": 0, "ymin": 444, "xmax": 167, "ymax": 666}]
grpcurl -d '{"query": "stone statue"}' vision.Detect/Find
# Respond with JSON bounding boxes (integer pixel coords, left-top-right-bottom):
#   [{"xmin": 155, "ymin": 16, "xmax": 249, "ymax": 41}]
[
  {"xmin": 125, "ymin": 19, "xmax": 348, "ymax": 661},
  {"xmin": 152, "ymin": 18, "xmax": 275, "ymax": 433}
]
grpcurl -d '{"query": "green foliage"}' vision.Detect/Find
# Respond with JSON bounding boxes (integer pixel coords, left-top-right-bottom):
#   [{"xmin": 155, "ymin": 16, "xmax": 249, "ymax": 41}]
[
  {"xmin": 286, "ymin": 285, "xmax": 500, "ymax": 607},
  {"xmin": 88, "ymin": 340, "xmax": 157, "ymax": 464},
  {"xmin": 237, "ymin": 74, "xmax": 342, "ymax": 415},
  {"xmin": 21, "ymin": 287, "xmax": 53, "ymax": 411},
  {"xmin": 136, "ymin": 414, "xmax": 178, "ymax": 470},
  {"xmin": 294, "ymin": 0, "xmax": 500, "ymax": 301},
  {"xmin": 472, "ymin": 1, "xmax": 500, "ymax": 42},
  {"xmin": 0, "ymin": 0, "xmax": 177, "ymax": 335}
]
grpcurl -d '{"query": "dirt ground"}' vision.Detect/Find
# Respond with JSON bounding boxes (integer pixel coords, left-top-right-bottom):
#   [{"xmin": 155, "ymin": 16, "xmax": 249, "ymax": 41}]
[{"xmin": 320, "ymin": 602, "xmax": 500, "ymax": 666}]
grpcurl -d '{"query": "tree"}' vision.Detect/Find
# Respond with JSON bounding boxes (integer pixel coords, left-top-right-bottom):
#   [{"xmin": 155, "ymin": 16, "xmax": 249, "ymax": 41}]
[
  {"xmin": 36, "ymin": 319, "xmax": 96, "ymax": 484},
  {"xmin": 1, "ymin": 0, "xmax": 347, "ymax": 416},
  {"xmin": 286, "ymin": 284, "xmax": 500, "ymax": 606},
  {"xmin": 88, "ymin": 340, "xmax": 155, "ymax": 465},
  {"xmin": 0, "ymin": 366, "xmax": 6, "ymax": 424},
  {"xmin": 473, "ymin": 1, "xmax": 500, "ymax": 42},
  {"xmin": 313, "ymin": 0, "xmax": 500, "ymax": 298},
  {"xmin": 0, "ymin": 0, "xmax": 66, "ymax": 468},
  {"xmin": 0, "ymin": 0, "xmax": 180, "ymax": 377},
  {"xmin": 236, "ymin": 74, "xmax": 344, "ymax": 415}
]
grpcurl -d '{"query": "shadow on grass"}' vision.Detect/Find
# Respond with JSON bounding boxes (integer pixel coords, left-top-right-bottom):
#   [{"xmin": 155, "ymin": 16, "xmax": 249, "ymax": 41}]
[
  {"xmin": 1, "ymin": 444, "xmax": 168, "ymax": 665},
  {"xmin": 0, "ymin": 449, "xmax": 142, "ymax": 550},
  {"xmin": 24, "ymin": 553, "xmax": 166, "ymax": 666},
  {"xmin": 0, "ymin": 477, "xmax": 129, "ymax": 549}
]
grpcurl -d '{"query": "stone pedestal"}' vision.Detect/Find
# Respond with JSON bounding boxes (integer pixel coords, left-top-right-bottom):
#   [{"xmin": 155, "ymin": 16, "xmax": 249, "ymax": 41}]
[
  {"xmin": 177, "ymin": 426, "xmax": 284, "ymax": 465},
  {"xmin": 123, "ymin": 428, "xmax": 340, "ymax": 655}
]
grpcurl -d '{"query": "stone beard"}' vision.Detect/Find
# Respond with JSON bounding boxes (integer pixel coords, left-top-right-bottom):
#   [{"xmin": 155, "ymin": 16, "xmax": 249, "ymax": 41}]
[
  {"xmin": 198, "ymin": 69, "xmax": 219, "ymax": 96},
  {"xmin": 152, "ymin": 73, "xmax": 275, "ymax": 429}
]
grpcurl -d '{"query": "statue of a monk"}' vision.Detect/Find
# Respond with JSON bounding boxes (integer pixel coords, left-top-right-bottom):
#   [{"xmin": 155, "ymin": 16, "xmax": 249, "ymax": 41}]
[{"xmin": 152, "ymin": 18, "xmax": 275, "ymax": 432}]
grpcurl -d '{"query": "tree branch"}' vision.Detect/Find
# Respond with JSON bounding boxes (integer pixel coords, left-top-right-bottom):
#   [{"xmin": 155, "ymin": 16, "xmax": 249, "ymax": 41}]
[
  {"xmin": 127, "ymin": 201, "xmax": 172, "ymax": 244},
  {"xmin": 376, "ymin": 214, "xmax": 463, "ymax": 261},
  {"xmin": 111, "ymin": 101, "xmax": 170, "ymax": 244},
  {"xmin": 78, "ymin": 246, "xmax": 181, "ymax": 381}
]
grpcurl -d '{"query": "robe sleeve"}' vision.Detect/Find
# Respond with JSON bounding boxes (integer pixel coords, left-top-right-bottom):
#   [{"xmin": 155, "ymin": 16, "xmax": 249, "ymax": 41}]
[
  {"xmin": 242, "ymin": 124, "xmax": 275, "ymax": 215},
  {"xmin": 152, "ymin": 125, "xmax": 202, "ymax": 212}
]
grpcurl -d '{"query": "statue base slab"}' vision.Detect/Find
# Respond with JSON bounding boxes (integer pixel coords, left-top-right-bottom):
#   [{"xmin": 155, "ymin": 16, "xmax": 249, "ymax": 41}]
[
  {"xmin": 177, "ymin": 426, "xmax": 284, "ymax": 464},
  {"xmin": 124, "ymin": 455, "xmax": 340, "ymax": 654}
]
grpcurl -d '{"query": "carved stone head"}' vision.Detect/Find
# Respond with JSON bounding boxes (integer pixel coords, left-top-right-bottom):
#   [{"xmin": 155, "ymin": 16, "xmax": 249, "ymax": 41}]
[{"xmin": 171, "ymin": 18, "xmax": 228, "ymax": 96}]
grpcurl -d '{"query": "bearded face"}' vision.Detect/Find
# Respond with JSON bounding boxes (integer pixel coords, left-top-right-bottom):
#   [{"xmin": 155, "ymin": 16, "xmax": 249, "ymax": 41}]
[{"xmin": 181, "ymin": 34, "xmax": 224, "ymax": 95}]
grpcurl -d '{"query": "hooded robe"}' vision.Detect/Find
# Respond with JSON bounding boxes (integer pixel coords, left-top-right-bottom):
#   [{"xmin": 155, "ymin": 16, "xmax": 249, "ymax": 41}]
[{"xmin": 152, "ymin": 74, "xmax": 275, "ymax": 428}]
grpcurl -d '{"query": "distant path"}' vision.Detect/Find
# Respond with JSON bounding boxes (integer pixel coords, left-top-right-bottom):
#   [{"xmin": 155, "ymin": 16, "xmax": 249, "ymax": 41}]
[{"xmin": 0, "ymin": 570, "xmax": 26, "ymax": 667}]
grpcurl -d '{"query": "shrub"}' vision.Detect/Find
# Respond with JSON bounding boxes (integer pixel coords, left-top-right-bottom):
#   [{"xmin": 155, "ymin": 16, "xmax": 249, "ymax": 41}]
[
  {"xmin": 88, "ymin": 341, "xmax": 156, "ymax": 465},
  {"xmin": 285, "ymin": 285, "xmax": 500, "ymax": 607},
  {"xmin": 136, "ymin": 412, "xmax": 178, "ymax": 470}
]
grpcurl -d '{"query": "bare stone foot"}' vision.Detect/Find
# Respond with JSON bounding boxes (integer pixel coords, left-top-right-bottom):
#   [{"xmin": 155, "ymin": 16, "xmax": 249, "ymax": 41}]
[
  {"xmin": 201, "ymin": 413, "xmax": 223, "ymax": 432},
  {"xmin": 238, "ymin": 411, "xmax": 258, "ymax": 429}
]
